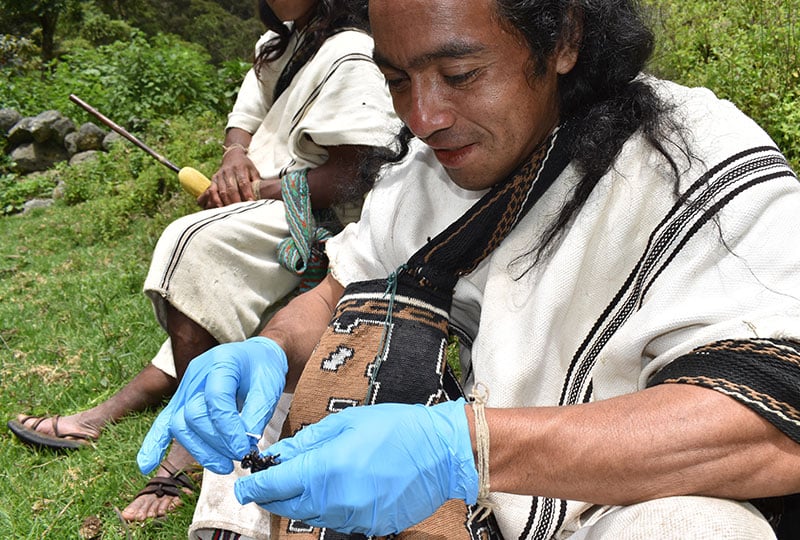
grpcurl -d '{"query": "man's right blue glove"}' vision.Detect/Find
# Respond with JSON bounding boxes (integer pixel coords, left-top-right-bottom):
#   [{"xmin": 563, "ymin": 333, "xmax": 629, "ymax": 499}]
[
  {"xmin": 137, "ymin": 336, "xmax": 288, "ymax": 475},
  {"xmin": 233, "ymin": 399, "xmax": 479, "ymax": 535}
]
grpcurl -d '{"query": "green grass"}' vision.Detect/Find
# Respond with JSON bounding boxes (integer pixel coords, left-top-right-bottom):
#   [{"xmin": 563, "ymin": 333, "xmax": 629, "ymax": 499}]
[
  {"xmin": 0, "ymin": 112, "xmax": 219, "ymax": 538},
  {"xmin": 0, "ymin": 201, "xmax": 199, "ymax": 539}
]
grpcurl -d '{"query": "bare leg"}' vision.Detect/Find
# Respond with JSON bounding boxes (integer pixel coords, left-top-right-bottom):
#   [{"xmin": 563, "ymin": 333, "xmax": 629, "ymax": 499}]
[
  {"xmin": 164, "ymin": 302, "xmax": 219, "ymax": 380},
  {"xmin": 15, "ymin": 363, "xmax": 177, "ymax": 440},
  {"xmin": 120, "ymin": 303, "xmax": 219, "ymax": 521}
]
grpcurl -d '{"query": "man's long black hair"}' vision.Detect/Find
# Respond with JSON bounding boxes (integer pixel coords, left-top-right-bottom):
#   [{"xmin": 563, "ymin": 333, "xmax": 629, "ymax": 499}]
[
  {"xmin": 365, "ymin": 0, "xmax": 688, "ymax": 265},
  {"xmin": 498, "ymin": 0, "xmax": 686, "ymax": 264},
  {"xmin": 255, "ymin": 0, "xmax": 370, "ymax": 103}
]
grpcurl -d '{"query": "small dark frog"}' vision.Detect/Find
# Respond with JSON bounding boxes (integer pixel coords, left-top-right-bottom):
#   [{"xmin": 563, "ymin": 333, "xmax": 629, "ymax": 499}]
[{"xmin": 241, "ymin": 450, "xmax": 281, "ymax": 473}]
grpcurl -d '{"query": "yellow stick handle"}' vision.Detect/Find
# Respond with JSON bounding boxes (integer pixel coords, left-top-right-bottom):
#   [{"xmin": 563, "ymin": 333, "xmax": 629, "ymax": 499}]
[{"xmin": 178, "ymin": 167, "xmax": 212, "ymax": 197}]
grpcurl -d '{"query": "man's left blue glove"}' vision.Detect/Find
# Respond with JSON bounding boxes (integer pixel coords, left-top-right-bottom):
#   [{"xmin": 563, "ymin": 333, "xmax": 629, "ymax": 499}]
[
  {"xmin": 137, "ymin": 337, "xmax": 288, "ymax": 475},
  {"xmin": 233, "ymin": 399, "xmax": 479, "ymax": 535}
]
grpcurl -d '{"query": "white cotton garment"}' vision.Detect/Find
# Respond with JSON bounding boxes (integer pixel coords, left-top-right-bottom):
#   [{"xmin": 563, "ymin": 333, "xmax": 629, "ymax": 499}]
[{"xmin": 327, "ymin": 78, "xmax": 800, "ymax": 539}]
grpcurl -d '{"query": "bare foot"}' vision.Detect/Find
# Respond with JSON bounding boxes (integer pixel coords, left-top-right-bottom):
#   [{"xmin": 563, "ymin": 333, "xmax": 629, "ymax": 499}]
[
  {"xmin": 12, "ymin": 364, "xmax": 178, "ymax": 448},
  {"xmin": 121, "ymin": 441, "xmax": 200, "ymax": 522},
  {"xmin": 14, "ymin": 413, "xmax": 103, "ymax": 442}
]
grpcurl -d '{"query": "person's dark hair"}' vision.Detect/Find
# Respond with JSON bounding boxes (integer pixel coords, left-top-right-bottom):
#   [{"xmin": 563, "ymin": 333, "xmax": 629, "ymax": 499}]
[
  {"xmin": 255, "ymin": 0, "xmax": 370, "ymax": 102},
  {"xmin": 492, "ymin": 0, "xmax": 687, "ymax": 263}
]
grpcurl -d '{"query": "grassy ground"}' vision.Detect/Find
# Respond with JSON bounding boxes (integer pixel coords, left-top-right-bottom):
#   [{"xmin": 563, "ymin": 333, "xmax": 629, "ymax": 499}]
[{"xmin": 0, "ymin": 185, "xmax": 200, "ymax": 538}]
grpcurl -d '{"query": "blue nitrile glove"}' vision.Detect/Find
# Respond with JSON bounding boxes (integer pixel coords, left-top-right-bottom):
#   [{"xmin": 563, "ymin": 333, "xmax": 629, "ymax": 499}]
[
  {"xmin": 137, "ymin": 336, "xmax": 287, "ymax": 475},
  {"xmin": 234, "ymin": 399, "xmax": 478, "ymax": 535}
]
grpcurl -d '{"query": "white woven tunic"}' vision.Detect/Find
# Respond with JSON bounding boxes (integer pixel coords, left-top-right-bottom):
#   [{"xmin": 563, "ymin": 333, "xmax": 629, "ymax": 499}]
[
  {"xmin": 326, "ymin": 78, "xmax": 800, "ymax": 539},
  {"xmin": 144, "ymin": 28, "xmax": 400, "ymax": 379},
  {"xmin": 143, "ymin": 28, "xmax": 399, "ymax": 540}
]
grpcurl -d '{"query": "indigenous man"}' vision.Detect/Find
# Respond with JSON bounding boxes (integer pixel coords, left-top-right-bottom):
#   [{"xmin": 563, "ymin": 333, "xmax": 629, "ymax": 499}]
[{"xmin": 138, "ymin": 0, "xmax": 800, "ymax": 538}]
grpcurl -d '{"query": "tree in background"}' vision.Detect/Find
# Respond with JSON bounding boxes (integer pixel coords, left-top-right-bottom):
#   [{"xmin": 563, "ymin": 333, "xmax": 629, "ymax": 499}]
[
  {"xmin": 85, "ymin": 0, "xmax": 262, "ymax": 64},
  {"xmin": 0, "ymin": 0, "xmax": 76, "ymax": 62},
  {"xmin": 0, "ymin": 0, "xmax": 262, "ymax": 66}
]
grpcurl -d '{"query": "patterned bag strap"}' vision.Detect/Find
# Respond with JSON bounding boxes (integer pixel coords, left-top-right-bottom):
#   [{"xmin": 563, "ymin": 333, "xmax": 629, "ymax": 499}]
[{"xmin": 404, "ymin": 120, "xmax": 576, "ymax": 292}]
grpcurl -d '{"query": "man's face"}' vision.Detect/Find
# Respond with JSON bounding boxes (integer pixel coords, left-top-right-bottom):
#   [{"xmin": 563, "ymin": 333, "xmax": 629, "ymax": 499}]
[{"xmin": 371, "ymin": 0, "xmax": 576, "ymax": 191}]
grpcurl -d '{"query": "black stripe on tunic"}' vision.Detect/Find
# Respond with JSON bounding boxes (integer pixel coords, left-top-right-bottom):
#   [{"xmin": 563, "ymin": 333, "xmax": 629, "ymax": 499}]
[{"xmin": 647, "ymin": 338, "xmax": 800, "ymax": 443}]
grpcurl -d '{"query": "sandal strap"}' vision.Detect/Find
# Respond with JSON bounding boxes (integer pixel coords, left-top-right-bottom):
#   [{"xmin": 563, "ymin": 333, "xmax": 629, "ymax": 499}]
[
  {"xmin": 135, "ymin": 476, "xmax": 186, "ymax": 499},
  {"xmin": 17, "ymin": 414, "xmax": 93, "ymax": 442},
  {"xmin": 50, "ymin": 415, "xmax": 93, "ymax": 441},
  {"xmin": 134, "ymin": 473, "xmax": 196, "ymax": 499},
  {"xmin": 18, "ymin": 415, "xmax": 48, "ymax": 431},
  {"xmin": 132, "ymin": 466, "xmax": 199, "ymax": 500}
]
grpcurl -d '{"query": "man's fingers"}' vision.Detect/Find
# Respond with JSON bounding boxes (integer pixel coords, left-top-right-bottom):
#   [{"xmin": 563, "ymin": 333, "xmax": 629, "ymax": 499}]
[
  {"xmin": 182, "ymin": 392, "xmax": 249, "ymax": 463},
  {"xmin": 265, "ymin": 411, "xmax": 347, "ymax": 462},
  {"xmin": 234, "ymin": 456, "xmax": 307, "ymax": 505},
  {"xmin": 171, "ymin": 402, "xmax": 236, "ymax": 475},
  {"xmin": 237, "ymin": 388, "xmax": 276, "ymax": 439},
  {"xmin": 237, "ymin": 168, "xmax": 256, "ymax": 200},
  {"xmin": 137, "ymin": 407, "xmax": 174, "ymax": 474},
  {"xmin": 202, "ymin": 360, "xmax": 256, "ymax": 457}
]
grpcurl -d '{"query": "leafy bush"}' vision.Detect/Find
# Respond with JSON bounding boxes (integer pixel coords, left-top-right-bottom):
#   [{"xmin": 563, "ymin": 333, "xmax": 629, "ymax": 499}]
[
  {"xmin": 0, "ymin": 171, "xmax": 58, "ymax": 215},
  {"xmin": 215, "ymin": 58, "xmax": 253, "ymax": 110},
  {"xmin": 101, "ymin": 0, "xmax": 264, "ymax": 65},
  {"xmin": 80, "ymin": 10, "xmax": 134, "ymax": 45},
  {"xmin": 649, "ymin": 0, "xmax": 800, "ymax": 171},
  {"xmin": 0, "ymin": 33, "xmax": 41, "ymax": 73},
  {"xmin": 0, "ymin": 30, "xmax": 246, "ymax": 123},
  {"xmin": 185, "ymin": 3, "xmax": 264, "ymax": 65},
  {"xmin": 61, "ymin": 32, "xmax": 227, "ymax": 120}
]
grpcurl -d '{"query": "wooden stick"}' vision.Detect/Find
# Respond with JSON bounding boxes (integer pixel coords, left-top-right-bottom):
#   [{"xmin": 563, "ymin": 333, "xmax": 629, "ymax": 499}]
[{"xmin": 69, "ymin": 94, "xmax": 180, "ymax": 173}]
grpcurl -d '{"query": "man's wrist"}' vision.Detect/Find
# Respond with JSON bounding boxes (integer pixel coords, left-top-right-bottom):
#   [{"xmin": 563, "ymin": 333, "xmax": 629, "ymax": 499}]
[
  {"xmin": 222, "ymin": 142, "xmax": 249, "ymax": 157},
  {"xmin": 256, "ymin": 178, "xmax": 282, "ymax": 200}
]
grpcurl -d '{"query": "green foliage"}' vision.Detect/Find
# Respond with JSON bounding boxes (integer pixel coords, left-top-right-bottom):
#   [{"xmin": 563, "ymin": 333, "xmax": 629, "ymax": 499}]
[
  {"xmin": 79, "ymin": 9, "xmax": 134, "ymax": 46},
  {"xmin": 214, "ymin": 58, "xmax": 254, "ymax": 113},
  {"xmin": 1, "ymin": 0, "xmax": 261, "ymax": 66},
  {"xmin": 56, "ymin": 112, "xmax": 222, "ymax": 239},
  {"xmin": 0, "ymin": 171, "xmax": 57, "ymax": 215},
  {"xmin": 0, "ymin": 33, "xmax": 42, "ymax": 73},
  {"xmin": 85, "ymin": 0, "xmax": 263, "ymax": 65},
  {"xmin": 192, "ymin": 10, "xmax": 263, "ymax": 65},
  {"xmin": 648, "ymin": 0, "xmax": 800, "ymax": 171},
  {"xmin": 0, "ymin": 0, "xmax": 68, "ymax": 28},
  {"xmin": 60, "ymin": 32, "xmax": 226, "ymax": 120},
  {"xmin": 0, "ymin": 0, "xmax": 76, "ymax": 60},
  {"xmin": 0, "ymin": 30, "xmax": 235, "ymax": 122}
]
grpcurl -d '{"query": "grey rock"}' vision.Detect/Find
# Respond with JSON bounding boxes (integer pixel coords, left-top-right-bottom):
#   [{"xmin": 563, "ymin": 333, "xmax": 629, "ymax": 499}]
[
  {"xmin": 51, "ymin": 116, "xmax": 77, "ymax": 145},
  {"xmin": 6, "ymin": 117, "xmax": 34, "ymax": 146},
  {"xmin": 102, "ymin": 131, "xmax": 123, "ymax": 150},
  {"xmin": 64, "ymin": 131, "xmax": 79, "ymax": 156},
  {"xmin": 10, "ymin": 141, "xmax": 70, "ymax": 173},
  {"xmin": 0, "ymin": 108, "xmax": 22, "ymax": 134},
  {"xmin": 75, "ymin": 122, "xmax": 106, "ymax": 152},
  {"xmin": 69, "ymin": 150, "xmax": 100, "ymax": 166},
  {"xmin": 53, "ymin": 180, "xmax": 67, "ymax": 200},
  {"xmin": 22, "ymin": 198, "xmax": 54, "ymax": 214},
  {"xmin": 29, "ymin": 110, "xmax": 63, "ymax": 143}
]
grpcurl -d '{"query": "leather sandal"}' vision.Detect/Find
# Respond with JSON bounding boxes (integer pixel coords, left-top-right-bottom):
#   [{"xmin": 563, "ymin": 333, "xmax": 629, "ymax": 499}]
[{"xmin": 7, "ymin": 415, "xmax": 95, "ymax": 450}]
